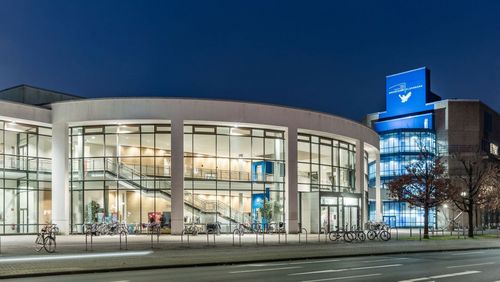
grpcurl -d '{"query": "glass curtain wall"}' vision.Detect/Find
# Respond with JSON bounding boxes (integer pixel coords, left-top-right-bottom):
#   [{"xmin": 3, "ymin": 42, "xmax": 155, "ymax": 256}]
[
  {"xmin": 297, "ymin": 133, "xmax": 355, "ymax": 193},
  {"xmin": 184, "ymin": 125, "xmax": 285, "ymax": 233},
  {"xmin": 70, "ymin": 124, "xmax": 171, "ymax": 233},
  {"xmin": 371, "ymin": 129, "xmax": 438, "ymax": 228},
  {"xmin": 0, "ymin": 121, "xmax": 51, "ymax": 234},
  {"xmin": 297, "ymin": 133, "xmax": 358, "ymax": 233}
]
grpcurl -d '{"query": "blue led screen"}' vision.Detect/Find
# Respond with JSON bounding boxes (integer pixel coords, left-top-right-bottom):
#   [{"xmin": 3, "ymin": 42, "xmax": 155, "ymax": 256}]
[
  {"xmin": 379, "ymin": 67, "xmax": 434, "ymax": 118},
  {"xmin": 374, "ymin": 113, "xmax": 433, "ymax": 132}
]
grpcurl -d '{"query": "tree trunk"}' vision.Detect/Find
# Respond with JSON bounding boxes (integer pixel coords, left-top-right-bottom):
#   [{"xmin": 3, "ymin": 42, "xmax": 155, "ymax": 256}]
[
  {"xmin": 468, "ymin": 201, "xmax": 474, "ymax": 238},
  {"xmin": 424, "ymin": 206, "xmax": 429, "ymax": 239}
]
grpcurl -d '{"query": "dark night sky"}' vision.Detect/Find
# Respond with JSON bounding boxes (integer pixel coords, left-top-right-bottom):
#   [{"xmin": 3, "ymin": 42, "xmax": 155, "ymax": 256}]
[{"xmin": 1, "ymin": 1, "xmax": 499, "ymax": 121}]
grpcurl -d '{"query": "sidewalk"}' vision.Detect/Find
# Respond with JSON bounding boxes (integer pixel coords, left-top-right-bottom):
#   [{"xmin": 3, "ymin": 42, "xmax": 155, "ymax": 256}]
[{"xmin": 0, "ymin": 232, "xmax": 499, "ymax": 279}]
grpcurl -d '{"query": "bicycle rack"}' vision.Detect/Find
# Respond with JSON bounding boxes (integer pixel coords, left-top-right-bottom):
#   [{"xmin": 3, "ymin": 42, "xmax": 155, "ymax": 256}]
[
  {"xmin": 262, "ymin": 228, "xmax": 265, "ymax": 246},
  {"xmin": 319, "ymin": 227, "xmax": 327, "ymax": 243},
  {"xmin": 119, "ymin": 231, "xmax": 128, "ymax": 250},
  {"xmin": 299, "ymin": 227, "xmax": 308, "ymax": 244},
  {"xmin": 206, "ymin": 230, "xmax": 216, "ymax": 246},
  {"xmin": 150, "ymin": 227, "xmax": 160, "ymax": 249},
  {"xmin": 84, "ymin": 225, "xmax": 93, "ymax": 251},
  {"xmin": 181, "ymin": 230, "xmax": 190, "ymax": 246}
]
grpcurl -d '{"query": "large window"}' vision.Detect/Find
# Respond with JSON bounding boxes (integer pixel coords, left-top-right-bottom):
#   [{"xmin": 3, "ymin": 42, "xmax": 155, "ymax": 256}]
[
  {"xmin": 369, "ymin": 200, "xmax": 436, "ymax": 228},
  {"xmin": 184, "ymin": 125, "xmax": 285, "ymax": 233},
  {"xmin": 0, "ymin": 121, "xmax": 51, "ymax": 234},
  {"xmin": 297, "ymin": 133, "xmax": 355, "ymax": 192},
  {"xmin": 378, "ymin": 130, "xmax": 436, "ymax": 184},
  {"xmin": 70, "ymin": 124, "xmax": 171, "ymax": 233}
]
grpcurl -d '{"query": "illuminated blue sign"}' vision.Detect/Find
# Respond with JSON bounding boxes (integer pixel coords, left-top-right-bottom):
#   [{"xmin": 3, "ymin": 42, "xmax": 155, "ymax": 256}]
[
  {"xmin": 374, "ymin": 113, "xmax": 433, "ymax": 132},
  {"xmin": 379, "ymin": 67, "xmax": 434, "ymax": 118}
]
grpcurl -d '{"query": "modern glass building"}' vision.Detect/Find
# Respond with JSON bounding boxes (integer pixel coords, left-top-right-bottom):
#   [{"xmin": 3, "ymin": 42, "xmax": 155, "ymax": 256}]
[
  {"xmin": 0, "ymin": 85, "xmax": 381, "ymax": 234},
  {"xmin": 365, "ymin": 67, "xmax": 500, "ymax": 228}
]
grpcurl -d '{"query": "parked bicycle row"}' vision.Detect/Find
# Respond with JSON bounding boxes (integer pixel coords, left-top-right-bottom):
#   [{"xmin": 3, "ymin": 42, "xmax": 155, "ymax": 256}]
[{"xmin": 326, "ymin": 224, "xmax": 391, "ymax": 243}]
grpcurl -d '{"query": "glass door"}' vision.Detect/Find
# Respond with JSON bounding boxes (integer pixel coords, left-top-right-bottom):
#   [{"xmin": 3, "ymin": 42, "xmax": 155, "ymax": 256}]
[
  {"xmin": 344, "ymin": 206, "xmax": 359, "ymax": 229},
  {"xmin": 320, "ymin": 205, "xmax": 338, "ymax": 233},
  {"xmin": 329, "ymin": 206, "xmax": 338, "ymax": 232}
]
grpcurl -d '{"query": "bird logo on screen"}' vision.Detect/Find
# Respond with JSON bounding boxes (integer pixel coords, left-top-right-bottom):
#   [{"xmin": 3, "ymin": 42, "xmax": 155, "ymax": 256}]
[{"xmin": 399, "ymin": 92, "xmax": 412, "ymax": 103}]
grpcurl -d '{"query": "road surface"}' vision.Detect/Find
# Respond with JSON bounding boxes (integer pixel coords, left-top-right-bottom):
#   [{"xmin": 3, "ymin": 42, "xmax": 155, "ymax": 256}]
[{"xmin": 5, "ymin": 249, "xmax": 500, "ymax": 282}]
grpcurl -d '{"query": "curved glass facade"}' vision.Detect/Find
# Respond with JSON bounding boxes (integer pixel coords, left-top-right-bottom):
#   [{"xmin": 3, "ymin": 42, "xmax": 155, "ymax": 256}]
[
  {"xmin": 70, "ymin": 124, "xmax": 171, "ymax": 233},
  {"xmin": 183, "ymin": 125, "xmax": 285, "ymax": 233},
  {"xmin": 0, "ymin": 121, "xmax": 51, "ymax": 234}
]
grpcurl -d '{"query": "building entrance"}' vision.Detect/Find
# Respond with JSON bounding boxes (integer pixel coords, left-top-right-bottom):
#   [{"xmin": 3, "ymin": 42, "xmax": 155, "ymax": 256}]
[{"xmin": 320, "ymin": 205, "xmax": 338, "ymax": 233}]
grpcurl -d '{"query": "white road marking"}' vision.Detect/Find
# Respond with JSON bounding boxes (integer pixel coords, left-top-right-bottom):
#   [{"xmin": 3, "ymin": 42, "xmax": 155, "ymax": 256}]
[
  {"xmin": 447, "ymin": 262, "xmax": 494, "ymax": 268},
  {"xmin": 240, "ymin": 263, "xmax": 289, "ymax": 267},
  {"xmin": 234, "ymin": 259, "xmax": 340, "ymax": 267},
  {"xmin": 450, "ymin": 251, "xmax": 484, "ymax": 256},
  {"xmin": 398, "ymin": 270, "xmax": 481, "ymax": 282},
  {"xmin": 290, "ymin": 259, "xmax": 340, "ymax": 265},
  {"xmin": 289, "ymin": 264, "xmax": 402, "ymax": 276},
  {"xmin": 360, "ymin": 257, "xmax": 409, "ymax": 263},
  {"xmin": 301, "ymin": 273, "xmax": 382, "ymax": 282},
  {"xmin": 229, "ymin": 266, "xmax": 301, "ymax": 274},
  {"xmin": 0, "ymin": 251, "xmax": 152, "ymax": 263}
]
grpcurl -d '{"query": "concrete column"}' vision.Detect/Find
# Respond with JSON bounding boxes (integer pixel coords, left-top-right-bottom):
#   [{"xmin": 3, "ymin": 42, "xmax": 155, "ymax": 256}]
[
  {"xmin": 375, "ymin": 152, "xmax": 382, "ymax": 221},
  {"xmin": 170, "ymin": 118, "xmax": 184, "ymax": 234},
  {"xmin": 286, "ymin": 127, "xmax": 299, "ymax": 234},
  {"xmin": 355, "ymin": 140, "xmax": 365, "ymax": 226},
  {"xmin": 52, "ymin": 122, "xmax": 70, "ymax": 234}
]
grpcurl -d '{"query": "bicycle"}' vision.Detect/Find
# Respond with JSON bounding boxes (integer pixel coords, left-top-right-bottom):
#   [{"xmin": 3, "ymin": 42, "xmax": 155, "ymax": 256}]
[
  {"xmin": 35, "ymin": 225, "xmax": 57, "ymax": 253},
  {"xmin": 367, "ymin": 229, "xmax": 391, "ymax": 241},
  {"xmin": 233, "ymin": 223, "xmax": 247, "ymax": 236},
  {"xmin": 183, "ymin": 224, "xmax": 199, "ymax": 236}
]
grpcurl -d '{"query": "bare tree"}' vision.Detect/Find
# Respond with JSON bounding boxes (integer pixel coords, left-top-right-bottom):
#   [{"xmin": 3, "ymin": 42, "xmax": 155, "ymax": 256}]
[
  {"xmin": 448, "ymin": 154, "xmax": 500, "ymax": 237},
  {"xmin": 388, "ymin": 150, "xmax": 449, "ymax": 239}
]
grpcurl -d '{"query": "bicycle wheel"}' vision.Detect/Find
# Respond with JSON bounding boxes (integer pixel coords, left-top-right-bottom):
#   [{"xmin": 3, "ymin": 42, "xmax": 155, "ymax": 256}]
[
  {"xmin": 357, "ymin": 232, "xmax": 366, "ymax": 242},
  {"xmin": 380, "ymin": 230, "xmax": 391, "ymax": 241},
  {"xmin": 344, "ymin": 232, "xmax": 355, "ymax": 243},
  {"xmin": 44, "ymin": 236, "xmax": 56, "ymax": 253},
  {"xmin": 328, "ymin": 231, "xmax": 339, "ymax": 241},
  {"xmin": 34, "ymin": 234, "xmax": 44, "ymax": 252},
  {"xmin": 367, "ymin": 230, "xmax": 377, "ymax": 240}
]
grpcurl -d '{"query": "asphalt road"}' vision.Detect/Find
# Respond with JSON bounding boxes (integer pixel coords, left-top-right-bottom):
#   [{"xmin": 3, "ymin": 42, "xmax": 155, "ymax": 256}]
[{"xmin": 5, "ymin": 249, "xmax": 500, "ymax": 282}]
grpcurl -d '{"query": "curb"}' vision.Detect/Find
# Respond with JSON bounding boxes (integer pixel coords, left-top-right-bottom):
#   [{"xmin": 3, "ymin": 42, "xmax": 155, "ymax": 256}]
[{"xmin": 1, "ymin": 245, "xmax": 500, "ymax": 279}]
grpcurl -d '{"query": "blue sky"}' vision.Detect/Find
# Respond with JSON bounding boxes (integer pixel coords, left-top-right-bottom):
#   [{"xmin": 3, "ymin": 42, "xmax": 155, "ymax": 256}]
[{"xmin": 0, "ymin": 1, "xmax": 499, "ymax": 120}]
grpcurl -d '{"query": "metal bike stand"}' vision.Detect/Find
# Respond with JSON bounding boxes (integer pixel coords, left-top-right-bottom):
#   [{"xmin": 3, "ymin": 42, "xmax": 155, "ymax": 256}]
[
  {"xmin": 157, "ymin": 228, "xmax": 160, "ymax": 247},
  {"xmin": 206, "ymin": 231, "xmax": 210, "ymax": 246},
  {"xmin": 119, "ymin": 232, "xmax": 128, "ymax": 250},
  {"xmin": 213, "ymin": 231, "xmax": 216, "ymax": 246},
  {"xmin": 232, "ymin": 231, "xmax": 235, "ymax": 246},
  {"xmin": 278, "ymin": 230, "xmax": 281, "ymax": 244},
  {"xmin": 255, "ymin": 230, "xmax": 258, "ymax": 245},
  {"xmin": 262, "ymin": 229, "xmax": 265, "ymax": 246},
  {"xmin": 150, "ymin": 230, "xmax": 154, "ymax": 249},
  {"xmin": 299, "ymin": 228, "xmax": 308, "ymax": 244},
  {"xmin": 419, "ymin": 228, "xmax": 422, "ymax": 241},
  {"xmin": 239, "ymin": 231, "xmax": 242, "ymax": 247}
]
